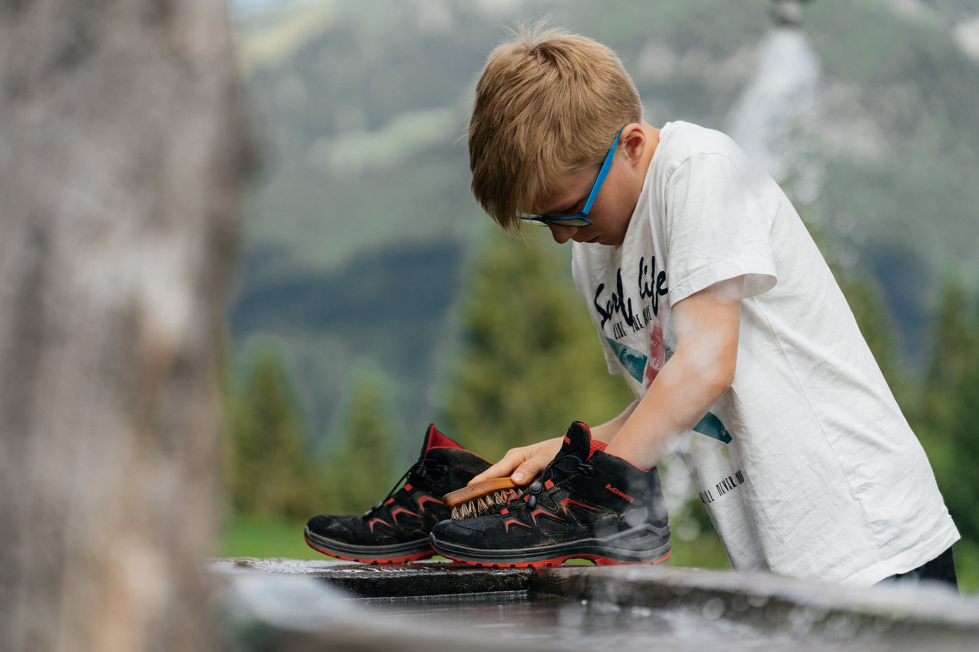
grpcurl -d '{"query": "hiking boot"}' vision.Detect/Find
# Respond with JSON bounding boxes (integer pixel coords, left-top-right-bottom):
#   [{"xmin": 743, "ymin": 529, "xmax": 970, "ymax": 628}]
[
  {"xmin": 429, "ymin": 421, "xmax": 671, "ymax": 567},
  {"xmin": 304, "ymin": 424, "xmax": 491, "ymax": 563}
]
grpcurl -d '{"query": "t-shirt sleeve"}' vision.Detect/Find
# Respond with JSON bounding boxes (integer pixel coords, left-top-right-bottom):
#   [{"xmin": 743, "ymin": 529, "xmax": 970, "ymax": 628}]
[{"xmin": 663, "ymin": 153, "xmax": 778, "ymax": 305}]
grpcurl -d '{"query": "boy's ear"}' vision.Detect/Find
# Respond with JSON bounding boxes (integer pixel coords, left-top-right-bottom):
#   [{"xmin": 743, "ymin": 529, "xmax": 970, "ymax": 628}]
[{"xmin": 621, "ymin": 123, "xmax": 647, "ymax": 166}]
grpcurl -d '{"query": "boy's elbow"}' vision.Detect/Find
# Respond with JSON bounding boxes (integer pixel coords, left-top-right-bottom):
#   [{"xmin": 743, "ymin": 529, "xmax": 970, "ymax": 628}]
[
  {"xmin": 674, "ymin": 338, "xmax": 738, "ymax": 398},
  {"xmin": 714, "ymin": 360, "xmax": 736, "ymax": 395},
  {"xmin": 691, "ymin": 349, "xmax": 737, "ymax": 397}
]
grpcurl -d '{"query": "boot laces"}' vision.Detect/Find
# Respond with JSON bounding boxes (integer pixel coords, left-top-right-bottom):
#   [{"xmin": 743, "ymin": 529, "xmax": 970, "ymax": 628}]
[
  {"xmin": 361, "ymin": 458, "xmax": 448, "ymax": 519},
  {"xmin": 522, "ymin": 453, "xmax": 594, "ymax": 509}
]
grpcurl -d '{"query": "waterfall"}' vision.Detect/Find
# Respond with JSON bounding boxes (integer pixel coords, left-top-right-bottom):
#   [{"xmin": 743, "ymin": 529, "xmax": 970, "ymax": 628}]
[{"xmin": 726, "ymin": 22, "xmax": 822, "ymax": 202}]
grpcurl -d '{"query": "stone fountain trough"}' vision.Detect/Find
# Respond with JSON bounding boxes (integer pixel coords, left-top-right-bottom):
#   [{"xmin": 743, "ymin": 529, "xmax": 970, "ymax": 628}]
[{"xmin": 214, "ymin": 558, "xmax": 979, "ymax": 651}]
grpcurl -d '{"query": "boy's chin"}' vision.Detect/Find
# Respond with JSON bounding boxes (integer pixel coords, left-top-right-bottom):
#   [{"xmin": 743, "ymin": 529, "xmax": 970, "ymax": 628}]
[
  {"xmin": 577, "ymin": 233, "xmax": 621, "ymax": 246},
  {"xmin": 572, "ymin": 231, "xmax": 600, "ymax": 244}
]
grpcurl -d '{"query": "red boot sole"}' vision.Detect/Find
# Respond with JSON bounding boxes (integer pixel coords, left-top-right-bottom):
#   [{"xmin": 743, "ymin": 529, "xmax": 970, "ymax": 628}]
[
  {"xmin": 435, "ymin": 550, "xmax": 671, "ymax": 568},
  {"xmin": 304, "ymin": 535, "xmax": 437, "ymax": 564}
]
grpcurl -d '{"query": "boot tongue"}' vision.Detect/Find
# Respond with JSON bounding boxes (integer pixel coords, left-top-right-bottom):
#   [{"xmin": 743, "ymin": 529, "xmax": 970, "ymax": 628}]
[
  {"xmin": 559, "ymin": 421, "xmax": 595, "ymax": 460},
  {"xmin": 420, "ymin": 423, "xmax": 463, "ymax": 458},
  {"xmin": 538, "ymin": 421, "xmax": 600, "ymax": 487}
]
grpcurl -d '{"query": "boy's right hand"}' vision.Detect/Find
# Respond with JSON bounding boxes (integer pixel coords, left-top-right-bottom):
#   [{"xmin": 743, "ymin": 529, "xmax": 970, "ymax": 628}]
[{"xmin": 468, "ymin": 436, "xmax": 564, "ymax": 487}]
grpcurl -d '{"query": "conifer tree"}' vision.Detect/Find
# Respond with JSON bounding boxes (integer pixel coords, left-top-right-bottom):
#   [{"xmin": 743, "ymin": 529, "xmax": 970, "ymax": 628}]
[
  {"xmin": 443, "ymin": 229, "xmax": 635, "ymax": 463},
  {"xmin": 230, "ymin": 344, "xmax": 318, "ymax": 520},
  {"xmin": 922, "ymin": 278, "xmax": 976, "ymax": 433},
  {"xmin": 947, "ymin": 341, "xmax": 979, "ymax": 540},
  {"xmin": 928, "ymin": 280, "xmax": 979, "ymax": 540},
  {"xmin": 836, "ymin": 274, "xmax": 908, "ymax": 406},
  {"xmin": 327, "ymin": 367, "xmax": 400, "ymax": 514}
]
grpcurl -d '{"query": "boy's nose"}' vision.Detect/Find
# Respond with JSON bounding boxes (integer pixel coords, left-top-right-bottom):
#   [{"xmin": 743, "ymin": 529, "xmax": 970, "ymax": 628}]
[{"xmin": 548, "ymin": 224, "xmax": 576, "ymax": 244}]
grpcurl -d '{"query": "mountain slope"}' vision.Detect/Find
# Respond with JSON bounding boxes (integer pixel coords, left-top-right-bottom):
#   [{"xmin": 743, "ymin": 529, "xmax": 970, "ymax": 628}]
[{"xmin": 232, "ymin": 0, "xmax": 979, "ymax": 445}]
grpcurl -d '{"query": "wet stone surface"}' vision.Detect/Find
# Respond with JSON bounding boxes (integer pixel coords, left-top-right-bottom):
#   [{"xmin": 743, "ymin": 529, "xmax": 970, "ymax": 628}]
[
  {"xmin": 216, "ymin": 558, "xmax": 535, "ymax": 598},
  {"xmin": 214, "ymin": 559, "xmax": 979, "ymax": 652},
  {"xmin": 534, "ymin": 565, "xmax": 979, "ymax": 650}
]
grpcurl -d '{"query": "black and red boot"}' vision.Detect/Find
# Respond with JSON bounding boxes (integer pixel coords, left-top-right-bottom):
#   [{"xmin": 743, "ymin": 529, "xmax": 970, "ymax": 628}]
[
  {"xmin": 429, "ymin": 421, "xmax": 671, "ymax": 567},
  {"xmin": 304, "ymin": 424, "xmax": 491, "ymax": 563}
]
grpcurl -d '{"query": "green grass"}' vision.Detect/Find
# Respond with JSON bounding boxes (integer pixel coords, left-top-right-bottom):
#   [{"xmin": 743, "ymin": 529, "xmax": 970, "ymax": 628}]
[
  {"xmin": 221, "ymin": 514, "xmax": 327, "ymax": 560},
  {"xmin": 953, "ymin": 540, "xmax": 979, "ymax": 595},
  {"xmin": 664, "ymin": 528, "xmax": 732, "ymax": 570}
]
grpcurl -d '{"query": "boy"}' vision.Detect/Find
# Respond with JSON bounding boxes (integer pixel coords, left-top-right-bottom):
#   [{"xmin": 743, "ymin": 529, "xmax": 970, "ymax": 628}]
[{"xmin": 428, "ymin": 29, "xmax": 959, "ymax": 586}]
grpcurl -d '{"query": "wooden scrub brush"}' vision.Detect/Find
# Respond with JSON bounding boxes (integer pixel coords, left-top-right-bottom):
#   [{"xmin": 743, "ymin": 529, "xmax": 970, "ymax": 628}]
[{"xmin": 443, "ymin": 477, "xmax": 524, "ymax": 520}]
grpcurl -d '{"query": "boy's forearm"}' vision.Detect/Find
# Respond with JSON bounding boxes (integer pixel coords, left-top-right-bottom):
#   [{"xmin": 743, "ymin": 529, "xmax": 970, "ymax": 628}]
[
  {"xmin": 604, "ymin": 275, "xmax": 743, "ymax": 469},
  {"xmin": 605, "ymin": 349, "xmax": 733, "ymax": 469},
  {"xmin": 590, "ymin": 400, "xmax": 639, "ymax": 444}
]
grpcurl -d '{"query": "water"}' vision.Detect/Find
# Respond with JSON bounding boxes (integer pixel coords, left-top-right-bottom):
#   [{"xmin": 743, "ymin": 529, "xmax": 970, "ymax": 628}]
[
  {"xmin": 726, "ymin": 26, "xmax": 822, "ymax": 202},
  {"xmin": 353, "ymin": 591, "xmax": 932, "ymax": 652}
]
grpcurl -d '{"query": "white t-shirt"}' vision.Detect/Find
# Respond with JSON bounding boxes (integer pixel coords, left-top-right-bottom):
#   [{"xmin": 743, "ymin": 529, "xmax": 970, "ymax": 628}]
[{"xmin": 571, "ymin": 121, "xmax": 958, "ymax": 585}]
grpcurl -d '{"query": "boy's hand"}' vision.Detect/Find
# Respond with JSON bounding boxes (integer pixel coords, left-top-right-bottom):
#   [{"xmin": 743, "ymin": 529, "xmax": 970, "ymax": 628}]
[{"xmin": 468, "ymin": 436, "xmax": 564, "ymax": 487}]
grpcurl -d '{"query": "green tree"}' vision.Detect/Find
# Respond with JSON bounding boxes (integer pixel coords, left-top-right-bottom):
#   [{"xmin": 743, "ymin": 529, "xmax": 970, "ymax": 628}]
[
  {"xmin": 442, "ymin": 229, "xmax": 635, "ymax": 463},
  {"xmin": 326, "ymin": 367, "xmax": 400, "ymax": 514},
  {"xmin": 947, "ymin": 338, "xmax": 979, "ymax": 541},
  {"xmin": 921, "ymin": 278, "xmax": 977, "ymax": 433},
  {"xmin": 229, "ymin": 344, "xmax": 318, "ymax": 520},
  {"xmin": 924, "ymin": 279, "xmax": 979, "ymax": 540},
  {"xmin": 836, "ymin": 273, "xmax": 909, "ymax": 406}
]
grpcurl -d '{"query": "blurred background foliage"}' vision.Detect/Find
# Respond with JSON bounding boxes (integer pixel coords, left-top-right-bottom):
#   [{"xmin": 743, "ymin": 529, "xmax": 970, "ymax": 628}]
[{"xmin": 220, "ymin": 0, "xmax": 979, "ymax": 585}]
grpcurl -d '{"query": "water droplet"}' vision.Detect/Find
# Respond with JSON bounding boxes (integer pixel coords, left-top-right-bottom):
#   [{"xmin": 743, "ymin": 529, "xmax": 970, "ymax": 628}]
[
  {"xmin": 702, "ymin": 597, "xmax": 725, "ymax": 620},
  {"xmin": 747, "ymin": 594, "xmax": 769, "ymax": 608}
]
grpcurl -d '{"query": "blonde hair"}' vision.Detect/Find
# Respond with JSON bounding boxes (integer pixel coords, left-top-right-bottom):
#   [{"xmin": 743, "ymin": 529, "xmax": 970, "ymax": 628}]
[{"xmin": 468, "ymin": 28, "xmax": 642, "ymax": 232}]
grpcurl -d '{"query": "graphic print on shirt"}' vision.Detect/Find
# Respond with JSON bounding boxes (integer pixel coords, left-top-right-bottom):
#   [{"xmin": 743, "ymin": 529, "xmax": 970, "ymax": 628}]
[
  {"xmin": 645, "ymin": 324, "xmax": 668, "ymax": 388},
  {"xmin": 699, "ymin": 468, "xmax": 747, "ymax": 505},
  {"xmin": 604, "ymin": 338, "xmax": 646, "ymax": 383},
  {"xmin": 606, "ymin": 324, "xmax": 673, "ymax": 388},
  {"xmin": 692, "ymin": 412, "xmax": 731, "ymax": 444},
  {"xmin": 594, "ymin": 254, "xmax": 733, "ymax": 449},
  {"xmin": 593, "ymin": 256, "xmax": 669, "ymax": 338}
]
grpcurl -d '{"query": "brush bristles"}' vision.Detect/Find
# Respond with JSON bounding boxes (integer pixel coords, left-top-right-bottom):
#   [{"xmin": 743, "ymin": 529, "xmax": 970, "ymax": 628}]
[{"xmin": 450, "ymin": 488, "xmax": 522, "ymax": 520}]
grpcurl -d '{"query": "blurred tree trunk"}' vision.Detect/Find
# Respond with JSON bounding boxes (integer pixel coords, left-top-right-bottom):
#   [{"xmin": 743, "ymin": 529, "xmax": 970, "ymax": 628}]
[{"xmin": 0, "ymin": 1, "xmax": 250, "ymax": 651}]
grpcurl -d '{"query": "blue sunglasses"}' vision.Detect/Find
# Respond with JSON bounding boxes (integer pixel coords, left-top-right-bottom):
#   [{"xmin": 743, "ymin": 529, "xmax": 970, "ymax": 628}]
[{"xmin": 521, "ymin": 125, "xmax": 627, "ymax": 228}]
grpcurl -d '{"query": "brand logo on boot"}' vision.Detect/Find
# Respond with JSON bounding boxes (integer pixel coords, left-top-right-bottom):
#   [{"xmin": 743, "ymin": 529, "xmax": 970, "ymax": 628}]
[
  {"xmin": 605, "ymin": 484, "xmax": 634, "ymax": 503},
  {"xmin": 564, "ymin": 435, "xmax": 571, "ymax": 445}
]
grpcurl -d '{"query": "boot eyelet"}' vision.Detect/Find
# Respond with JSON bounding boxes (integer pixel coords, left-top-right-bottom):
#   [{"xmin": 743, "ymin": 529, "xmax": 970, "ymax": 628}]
[
  {"xmin": 529, "ymin": 481, "xmax": 543, "ymax": 495},
  {"xmin": 527, "ymin": 495, "xmax": 537, "ymax": 509}
]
